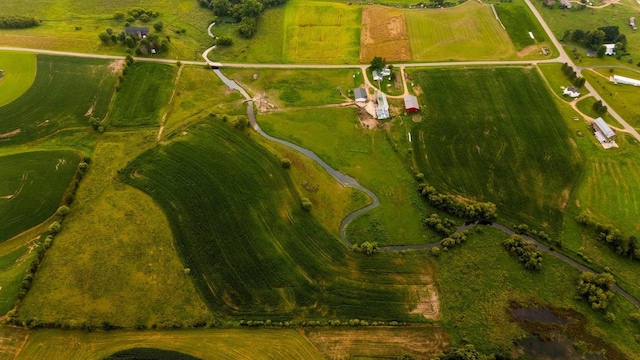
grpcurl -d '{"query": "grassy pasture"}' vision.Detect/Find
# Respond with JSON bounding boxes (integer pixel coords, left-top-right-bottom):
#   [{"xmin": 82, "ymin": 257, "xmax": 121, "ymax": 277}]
[
  {"xmin": 109, "ymin": 62, "xmax": 177, "ymax": 127},
  {"xmin": 0, "ymin": 0, "xmax": 212, "ymax": 59},
  {"xmin": 0, "ymin": 55, "xmax": 116, "ymax": 144},
  {"xmin": 0, "ymin": 51, "xmax": 36, "ymax": 107},
  {"xmin": 283, "ymin": 0, "xmax": 361, "ymax": 64},
  {"xmin": 406, "ymin": 1, "xmax": 516, "ymax": 61},
  {"xmin": 537, "ymin": 63, "xmax": 582, "ymax": 99},
  {"xmin": 0, "ymin": 151, "xmax": 80, "ymax": 243},
  {"xmin": 13, "ymin": 328, "xmax": 323, "ymax": 360},
  {"xmin": 583, "ymin": 69, "xmax": 640, "ymax": 131},
  {"xmin": 436, "ymin": 226, "xmax": 640, "ymax": 357},
  {"xmin": 493, "ymin": 0, "xmax": 549, "ymax": 50},
  {"xmin": 19, "ymin": 130, "xmax": 210, "ymax": 328},
  {"xmin": 223, "ymin": 68, "xmax": 357, "ymax": 108},
  {"xmin": 360, "ymin": 6, "xmax": 411, "ymax": 62},
  {"xmin": 410, "ymin": 67, "xmax": 582, "ymax": 234}
]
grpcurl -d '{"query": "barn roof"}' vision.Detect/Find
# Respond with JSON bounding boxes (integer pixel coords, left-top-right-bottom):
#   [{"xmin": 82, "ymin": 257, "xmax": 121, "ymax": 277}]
[
  {"xmin": 594, "ymin": 117, "xmax": 615, "ymax": 139},
  {"xmin": 404, "ymin": 95, "xmax": 419, "ymax": 109},
  {"xmin": 353, "ymin": 87, "xmax": 367, "ymax": 100}
]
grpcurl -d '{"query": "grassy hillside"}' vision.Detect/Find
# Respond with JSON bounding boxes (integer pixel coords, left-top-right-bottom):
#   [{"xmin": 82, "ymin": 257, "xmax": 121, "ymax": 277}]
[
  {"xmin": 109, "ymin": 62, "xmax": 177, "ymax": 127},
  {"xmin": 411, "ymin": 67, "xmax": 582, "ymax": 234},
  {"xmin": 0, "ymin": 55, "xmax": 116, "ymax": 144},
  {"xmin": 0, "ymin": 151, "xmax": 80, "ymax": 242},
  {"xmin": 0, "ymin": 51, "xmax": 36, "ymax": 107}
]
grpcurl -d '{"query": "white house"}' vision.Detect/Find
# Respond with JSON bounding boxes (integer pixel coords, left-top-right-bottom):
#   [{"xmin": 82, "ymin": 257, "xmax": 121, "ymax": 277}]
[
  {"xmin": 612, "ymin": 75, "xmax": 640, "ymax": 87},
  {"xmin": 562, "ymin": 86, "xmax": 581, "ymax": 98},
  {"xmin": 559, "ymin": 0, "xmax": 572, "ymax": 8},
  {"xmin": 604, "ymin": 44, "xmax": 616, "ymax": 56},
  {"xmin": 375, "ymin": 91, "xmax": 389, "ymax": 120},
  {"xmin": 372, "ymin": 68, "xmax": 391, "ymax": 82},
  {"xmin": 593, "ymin": 117, "xmax": 616, "ymax": 143},
  {"xmin": 353, "ymin": 87, "xmax": 367, "ymax": 102}
]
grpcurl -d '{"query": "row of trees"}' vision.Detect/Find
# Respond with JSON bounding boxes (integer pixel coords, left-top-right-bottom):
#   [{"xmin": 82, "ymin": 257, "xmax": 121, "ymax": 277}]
[
  {"xmin": 502, "ymin": 234, "xmax": 543, "ymax": 270},
  {"xmin": 0, "ymin": 16, "xmax": 40, "ymax": 29},
  {"xmin": 564, "ymin": 26, "xmax": 627, "ymax": 51},
  {"xmin": 418, "ymin": 183, "xmax": 497, "ymax": 221},
  {"xmin": 114, "ymin": 8, "xmax": 160, "ymax": 24},
  {"xmin": 575, "ymin": 212, "xmax": 639, "ymax": 260},
  {"xmin": 99, "ymin": 28, "xmax": 170, "ymax": 55},
  {"xmin": 199, "ymin": 0, "xmax": 287, "ymax": 38},
  {"xmin": 561, "ymin": 63, "xmax": 585, "ymax": 87}
]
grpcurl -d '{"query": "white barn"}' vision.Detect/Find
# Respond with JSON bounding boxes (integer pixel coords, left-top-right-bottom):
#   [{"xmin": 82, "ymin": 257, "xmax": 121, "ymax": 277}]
[
  {"xmin": 593, "ymin": 117, "xmax": 616, "ymax": 143},
  {"xmin": 612, "ymin": 75, "xmax": 640, "ymax": 87},
  {"xmin": 375, "ymin": 91, "xmax": 390, "ymax": 120}
]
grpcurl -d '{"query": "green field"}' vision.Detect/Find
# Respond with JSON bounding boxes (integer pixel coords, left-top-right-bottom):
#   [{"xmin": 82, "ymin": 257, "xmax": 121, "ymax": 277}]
[
  {"xmin": 109, "ymin": 62, "xmax": 177, "ymax": 127},
  {"xmin": 411, "ymin": 67, "xmax": 582, "ymax": 234},
  {"xmin": 493, "ymin": 0, "xmax": 549, "ymax": 50},
  {"xmin": 0, "ymin": 52, "xmax": 36, "ymax": 107},
  {"xmin": 283, "ymin": 0, "xmax": 361, "ymax": 63},
  {"xmin": 0, "ymin": 55, "xmax": 116, "ymax": 144},
  {"xmin": 0, "ymin": 0, "xmax": 212, "ymax": 60},
  {"xmin": 406, "ymin": 1, "xmax": 516, "ymax": 61},
  {"xmin": 583, "ymin": 69, "xmax": 640, "ymax": 131},
  {"xmin": 0, "ymin": 151, "xmax": 80, "ymax": 242}
]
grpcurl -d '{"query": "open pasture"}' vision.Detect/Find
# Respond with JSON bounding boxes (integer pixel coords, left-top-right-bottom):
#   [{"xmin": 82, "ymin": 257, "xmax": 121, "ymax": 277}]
[
  {"xmin": 406, "ymin": 1, "xmax": 516, "ymax": 61},
  {"xmin": 0, "ymin": 151, "xmax": 80, "ymax": 243},
  {"xmin": 123, "ymin": 120, "xmax": 429, "ymax": 318},
  {"xmin": 583, "ymin": 69, "xmax": 640, "ymax": 131},
  {"xmin": 109, "ymin": 62, "xmax": 177, "ymax": 127},
  {"xmin": 411, "ymin": 67, "xmax": 582, "ymax": 234},
  {"xmin": 0, "ymin": 51, "xmax": 36, "ymax": 107},
  {"xmin": 360, "ymin": 6, "xmax": 411, "ymax": 62},
  {"xmin": 283, "ymin": 0, "xmax": 361, "ymax": 64},
  {"xmin": 14, "ymin": 328, "xmax": 323, "ymax": 360},
  {"xmin": 493, "ymin": 0, "xmax": 549, "ymax": 51},
  {"xmin": 0, "ymin": 55, "xmax": 116, "ymax": 144}
]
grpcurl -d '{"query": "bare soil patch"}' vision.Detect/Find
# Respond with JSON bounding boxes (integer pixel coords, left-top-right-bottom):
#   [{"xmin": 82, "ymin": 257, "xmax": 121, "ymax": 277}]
[
  {"xmin": 409, "ymin": 281, "xmax": 441, "ymax": 319},
  {"xmin": 304, "ymin": 326, "xmax": 449, "ymax": 359},
  {"xmin": 360, "ymin": 6, "xmax": 411, "ymax": 62},
  {"xmin": 108, "ymin": 60, "xmax": 125, "ymax": 75},
  {"xmin": 517, "ymin": 45, "xmax": 539, "ymax": 58},
  {"xmin": 0, "ymin": 129, "xmax": 21, "ymax": 139},
  {"xmin": 357, "ymin": 106, "xmax": 379, "ymax": 129}
]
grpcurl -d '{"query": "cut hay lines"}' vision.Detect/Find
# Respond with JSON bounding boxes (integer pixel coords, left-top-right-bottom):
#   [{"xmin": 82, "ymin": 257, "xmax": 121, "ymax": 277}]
[
  {"xmin": 0, "ymin": 55, "xmax": 116, "ymax": 144},
  {"xmin": 494, "ymin": 0, "xmax": 549, "ymax": 51},
  {"xmin": 284, "ymin": 0, "xmax": 361, "ymax": 64},
  {"xmin": 411, "ymin": 67, "xmax": 581, "ymax": 234},
  {"xmin": 0, "ymin": 51, "xmax": 36, "ymax": 107},
  {"xmin": 406, "ymin": 1, "xmax": 515, "ymax": 61},
  {"xmin": 360, "ymin": 6, "xmax": 411, "ymax": 62}
]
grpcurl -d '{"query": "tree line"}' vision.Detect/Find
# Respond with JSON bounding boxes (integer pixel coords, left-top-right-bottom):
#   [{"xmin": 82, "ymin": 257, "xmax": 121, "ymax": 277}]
[
  {"xmin": 418, "ymin": 183, "xmax": 497, "ymax": 221},
  {"xmin": 560, "ymin": 63, "xmax": 585, "ymax": 88},
  {"xmin": 575, "ymin": 212, "xmax": 639, "ymax": 261},
  {"xmin": 198, "ymin": 0, "xmax": 288, "ymax": 39},
  {"xmin": 0, "ymin": 16, "xmax": 40, "ymax": 29},
  {"xmin": 563, "ymin": 26, "xmax": 628, "ymax": 55},
  {"xmin": 502, "ymin": 234, "xmax": 543, "ymax": 271}
]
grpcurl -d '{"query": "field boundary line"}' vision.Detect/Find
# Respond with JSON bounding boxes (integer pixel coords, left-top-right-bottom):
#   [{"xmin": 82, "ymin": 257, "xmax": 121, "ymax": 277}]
[
  {"xmin": 490, "ymin": 4, "xmax": 506, "ymax": 30},
  {"xmin": 158, "ymin": 63, "xmax": 184, "ymax": 140}
]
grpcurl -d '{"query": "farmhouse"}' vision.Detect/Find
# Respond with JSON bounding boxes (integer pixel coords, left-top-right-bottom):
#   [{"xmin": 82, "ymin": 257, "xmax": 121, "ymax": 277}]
[
  {"xmin": 562, "ymin": 86, "xmax": 580, "ymax": 98},
  {"xmin": 353, "ymin": 87, "xmax": 367, "ymax": 102},
  {"xmin": 376, "ymin": 91, "xmax": 390, "ymax": 120},
  {"xmin": 593, "ymin": 117, "xmax": 616, "ymax": 143},
  {"xmin": 612, "ymin": 74, "xmax": 640, "ymax": 87},
  {"xmin": 559, "ymin": 0, "xmax": 572, "ymax": 8},
  {"xmin": 604, "ymin": 44, "xmax": 616, "ymax": 56},
  {"xmin": 373, "ymin": 68, "xmax": 391, "ymax": 82},
  {"xmin": 404, "ymin": 95, "xmax": 420, "ymax": 113},
  {"xmin": 125, "ymin": 27, "xmax": 149, "ymax": 39}
]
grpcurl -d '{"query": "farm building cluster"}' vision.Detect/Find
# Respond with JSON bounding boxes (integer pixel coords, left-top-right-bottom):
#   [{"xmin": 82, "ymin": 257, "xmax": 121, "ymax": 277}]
[
  {"xmin": 592, "ymin": 117, "xmax": 617, "ymax": 149},
  {"xmin": 352, "ymin": 88, "xmax": 420, "ymax": 121}
]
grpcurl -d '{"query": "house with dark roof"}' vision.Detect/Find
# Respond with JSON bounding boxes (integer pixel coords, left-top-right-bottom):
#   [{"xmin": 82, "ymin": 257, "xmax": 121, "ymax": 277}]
[
  {"xmin": 125, "ymin": 27, "xmax": 149, "ymax": 39},
  {"xmin": 404, "ymin": 95, "xmax": 420, "ymax": 113},
  {"xmin": 353, "ymin": 87, "xmax": 367, "ymax": 102}
]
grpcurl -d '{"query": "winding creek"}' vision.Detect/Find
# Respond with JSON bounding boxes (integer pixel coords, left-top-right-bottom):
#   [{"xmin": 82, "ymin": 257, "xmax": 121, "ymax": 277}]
[{"xmin": 209, "ymin": 46, "xmax": 640, "ymax": 311}]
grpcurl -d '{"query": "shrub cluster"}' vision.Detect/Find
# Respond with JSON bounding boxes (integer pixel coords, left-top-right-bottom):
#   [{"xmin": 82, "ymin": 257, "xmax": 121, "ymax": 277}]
[
  {"xmin": 434, "ymin": 344, "xmax": 494, "ymax": 360},
  {"xmin": 0, "ymin": 16, "xmax": 40, "ymax": 29},
  {"xmin": 575, "ymin": 212, "xmax": 639, "ymax": 260},
  {"xmin": 561, "ymin": 63, "xmax": 585, "ymax": 87},
  {"xmin": 352, "ymin": 241, "xmax": 379, "ymax": 256},
  {"xmin": 422, "ymin": 213, "xmax": 456, "ymax": 236},
  {"xmin": 99, "ymin": 27, "xmax": 169, "ymax": 55},
  {"xmin": 418, "ymin": 183, "xmax": 497, "ymax": 221},
  {"xmin": 121, "ymin": 8, "xmax": 160, "ymax": 23},
  {"xmin": 591, "ymin": 99, "xmax": 608, "ymax": 115},
  {"xmin": 502, "ymin": 234, "xmax": 543, "ymax": 271},
  {"xmin": 440, "ymin": 232, "xmax": 467, "ymax": 251},
  {"xmin": 577, "ymin": 272, "xmax": 615, "ymax": 310},
  {"xmin": 199, "ymin": 0, "xmax": 288, "ymax": 39}
]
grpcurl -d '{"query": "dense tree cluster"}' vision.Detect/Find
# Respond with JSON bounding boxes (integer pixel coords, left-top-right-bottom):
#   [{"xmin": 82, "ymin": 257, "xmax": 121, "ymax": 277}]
[
  {"xmin": 566, "ymin": 26, "xmax": 627, "ymax": 51},
  {"xmin": 99, "ymin": 27, "xmax": 170, "ymax": 55},
  {"xmin": 440, "ymin": 232, "xmax": 468, "ymax": 251},
  {"xmin": 577, "ymin": 272, "xmax": 615, "ymax": 310},
  {"xmin": 198, "ymin": 0, "xmax": 287, "ymax": 38},
  {"xmin": 422, "ymin": 213, "xmax": 456, "ymax": 236},
  {"xmin": 117, "ymin": 8, "xmax": 160, "ymax": 24},
  {"xmin": 591, "ymin": 100, "xmax": 608, "ymax": 115},
  {"xmin": 352, "ymin": 241, "xmax": 379, "ymax": 256},
  {"xmin": 561, "ymin": 63, "xmax": 585, "ymax": 87},
  {"xmin": 0, "ymin": 16, "xmax": 40, "ymax": 29},
  {"xmin": 502, "ymin": 234, "xmax": 543, "ymax": 270},
  {"xmin": 575, "ymin": 212, "xmax": 639, "ymax": 260},
  {"xmin": 418, "ymin": 183, "xmax": 497, "ymax": 221}
]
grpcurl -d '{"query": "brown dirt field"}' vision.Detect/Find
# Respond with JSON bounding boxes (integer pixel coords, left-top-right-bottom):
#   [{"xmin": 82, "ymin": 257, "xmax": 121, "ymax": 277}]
[
  {"xmin": 360, "ymin": 6, "xmax": 411, "ymax": 62},
  {"xmin": 303, "ymin": 326, "xmax": 449, "ymax": 359},
  {"xmin": 517, "ymin": 45, "xmax": 540, "ymax": 58}
]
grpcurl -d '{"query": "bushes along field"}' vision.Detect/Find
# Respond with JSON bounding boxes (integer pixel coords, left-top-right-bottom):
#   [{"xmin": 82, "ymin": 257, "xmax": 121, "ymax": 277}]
[{"xmin": 411, "ymin": 67, "xmax": 581, "ymax": 235}]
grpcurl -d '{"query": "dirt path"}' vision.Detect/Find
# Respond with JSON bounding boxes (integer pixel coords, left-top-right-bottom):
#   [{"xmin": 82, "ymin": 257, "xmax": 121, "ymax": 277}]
[
  {"xmin": 157, "ymin": 63, "xmax": 184, "ymax": 140},
  {"xmin": 258, "ymin": 102, "xmax": 355, "ymax": 114}
]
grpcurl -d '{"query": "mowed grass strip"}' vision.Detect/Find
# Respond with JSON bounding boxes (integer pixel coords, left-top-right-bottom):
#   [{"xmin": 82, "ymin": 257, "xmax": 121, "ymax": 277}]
[
  {"xmin": 0, "ymin": 151, "xmax": 80, "ymax": 242},
  {"xmin": 411, "ymin": 67, "xmax": 582, "ymax": 234},
  {"xmin": 406, "ymin": 1, "xmax": 515, "ymax": 61},
  {"xmin": 284, "ymin": 0, "xmax": 361, "ymax": 64},
  {"xmin": 0, "ymin": 55, "xmax": 116, "ymax": 144},
  {"xmin": 109, "ymin": 62, "xmax": 177, "ymax": 127},
  {"xmin": 16, "ymin": 328, "xmax": 323, "ymax": 360},
  {"xmin": 0, "ymin": 51, "xmax": 36, "ymax": 107}
]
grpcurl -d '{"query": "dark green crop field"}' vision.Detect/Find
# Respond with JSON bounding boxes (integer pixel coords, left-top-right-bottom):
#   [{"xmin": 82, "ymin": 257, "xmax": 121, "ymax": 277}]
[
  {"xmin": 0, "ymin": 55, "xmax": 116, "ymax": 144},
  {"xmin": 122, "ymin": 121, "xmax": 423, "ymax": 319},
  {"xmin": 109, "ymin": 62, "xmax": 177, "ymax": 127},
  {"xmin": 494, "ymin": 0, "xmax": 547, "ymax": 50},
  {"xmin": 0, "ymin": 150, "xmax": 80, "ymax": 242},
  {"xmin": 411, "ymin": 67, "xmax": 582, "ymax": 234}
]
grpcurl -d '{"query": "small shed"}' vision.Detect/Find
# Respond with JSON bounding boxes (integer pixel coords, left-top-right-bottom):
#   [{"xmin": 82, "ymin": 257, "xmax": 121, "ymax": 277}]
[
  {"xmin": 593, "ymin": 117, "xmax": 615, "ymax": 142},
  {"xmin": 353, "ymin": 87, "xmax": 367, "ymax": 102},
  {"xmin": 604, "ymin": 44, "xmax": 616, "ymax": 56},
  {"xmin": 376, "ymin": 91, "xmax": 389, "ymax": 120},
  {"xmin": 125, "ymin": 27, "xmax": 149, "ymax": 39},
  {"xmin": 562, "ymin": 86, "xmax": 580, "ymax": 98},
  {"xmin": 403, "ymin": 95, "xmax": 420, "ymax": 113},
  {"xmin": 559, "ymin": 0, "xmax": 572, "ymax": 8}
]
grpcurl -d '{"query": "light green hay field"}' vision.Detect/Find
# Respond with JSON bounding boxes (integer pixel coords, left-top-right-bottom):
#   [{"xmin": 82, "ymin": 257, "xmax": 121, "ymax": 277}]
[
  {"xmin": 0, "ymin": 0, "xmax": 212, "ymax": 60},
  {"xmin": 109, "ymin": 62, "xmax": 177, "ymax": 127},
  {"xmin": 14, "ymin": 328, "xmax": 323, "ymax": 360},
  {"xmin": 19, "ymin": 130, "xmax": 210, "ymax": 328},
  {"xmin": 583, "ymin": 69, "xmax": 640, "ymax": 131},
  {"xmin": 537, "ymin": 63, "xmax": 583, "ymax": 100},
  {"xmin": 0, "ymin": 51, "xmax": 36, "ymax": 107},
  {"xmin": 406, "ymin": 1, "xmax": 516, "ymax": 61},
  {"xmin": 283, "ymin": 0, "xmax": 361, "ymax": 64}
]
